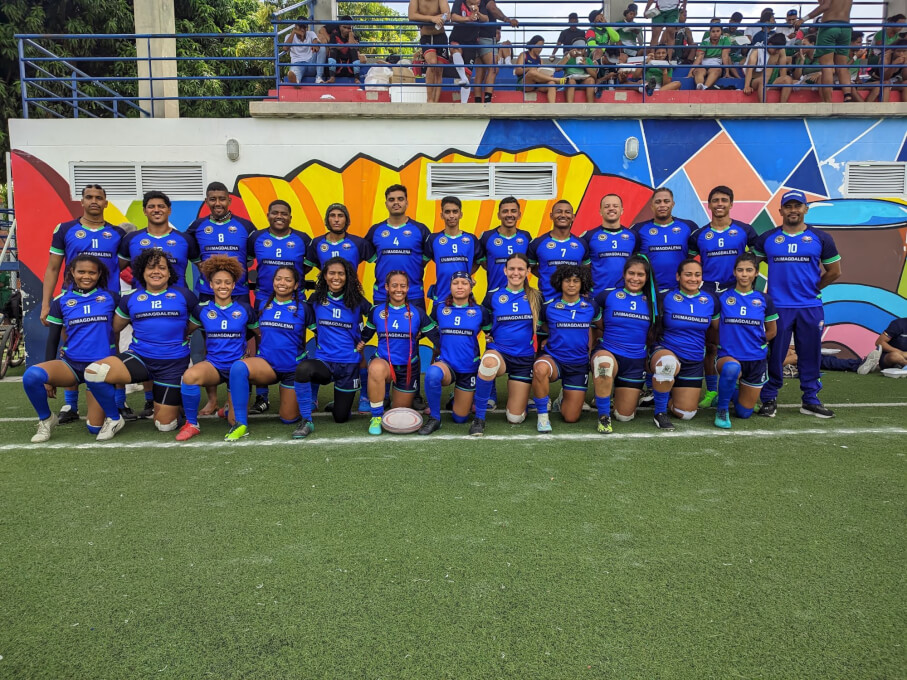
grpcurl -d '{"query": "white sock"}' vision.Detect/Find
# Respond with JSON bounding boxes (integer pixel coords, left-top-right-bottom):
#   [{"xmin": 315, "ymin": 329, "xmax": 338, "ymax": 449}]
[
  {"xmin": 452, "ymin": 52, "xmax": 468, "ymax": 81},
  {"xmin": 460, "ymin": 87, "xmax": 471, "ymax": 103},
  {"xmin": 697, "ymin": 82, "xmax": 705, "ymax": 90},
  {"xmin": 504, "ymin": 56, "xmax": 512, "ymax": 65}
]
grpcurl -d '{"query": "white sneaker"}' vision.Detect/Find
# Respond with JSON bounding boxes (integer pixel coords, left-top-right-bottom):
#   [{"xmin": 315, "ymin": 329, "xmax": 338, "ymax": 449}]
[
  {"xmin": 96, "ymin": 416, "xmax": 125, "ymax": 441},
  {"xmin": 315, "ymin": 77, "xmax": 324, "ymax": 84},
  {"xmin": 857, "ymin": 348, "xmax": 881, "ymax": 375},
  {"xmin": 551, "ymin": 393, "xmax": 563, "ymax": 412},
  {"xmin": 454, "ymin": 77, "xmax": 470, "ymax": 87},
  {"xmin": 31, "ymin": 413, "xmax": 59, "ymax": 443}
]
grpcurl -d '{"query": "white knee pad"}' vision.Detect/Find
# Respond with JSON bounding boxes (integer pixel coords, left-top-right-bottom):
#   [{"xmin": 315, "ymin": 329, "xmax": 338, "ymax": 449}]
[
  {"xmin": 506, "ymin": 409, "xmax": 526, "ymax": 424},
  {"xmin": 478, "ymin": 354, "xmax": 501, "ymax": 379},
  {"xmin": 653, "ymin": 355, "xmax": 679, "ymax": 383},
  {"xmin": 614, "ymin": 410, "xmax": 636, "ymax": 422},
  {"xmin": 672, "ymin": 408, "xmax": 697, "ymax": 421},
  {"xmin": 592, "ymin": 354, "xmax": 614, "ymax": 378},
  {"xmin": 155, "ymin": 419, "xmax": 178, "ymax": 432},
  {"xmin": 534, "ymin": 357, "xmax": 555, "ymax": 376},
  {"xmin": 84, "ymin": 362, "xmax": 110, "ymax": 383}
]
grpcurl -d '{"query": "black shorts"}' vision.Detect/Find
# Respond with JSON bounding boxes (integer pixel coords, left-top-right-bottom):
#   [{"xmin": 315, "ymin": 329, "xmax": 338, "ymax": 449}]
[
  {"xmin": 370, "ymin": 356, "xmax": 421, "ymax": 393},
  {"xmin": 675, "ymin": 357, "xmax": 704, "ymax": 389},
  {"xmin": 538, "ymin": 355, "xmax": 589, "ymax": 391},
  {"xmin": 273, "ymin": 370, "xmax": 296, "ymax": 389},
  {"xmin": 420, "ymin": 32, "xmax": 450, "ymax": 60},
  {"xmin": 119, "ymin": 351, "xmax": 189, "ymax": 406},
  {"xmin": 437, "ymin": 360, "xmax": 478, "ymax": 391},
  {"xmin": 61, "ymin": 357, "xmax": 92, "ymax": 384},
  {"xmin": 738, "ymin": 359, "xmax": 768, "ymax": 387},
  {"xmin": 499, "ymin": 352, "xmax": 534, "ymax": 383},
  {"xmin": 612, "ymin": 352, "xmax": 646, "ymax": 390},
  {"xmin": 211, "ymin": 365, "xmax": 231, "ymax": 384},
  {"xmin": 317, "ymin": 359, "xmax": 361, "ymax": 392}
]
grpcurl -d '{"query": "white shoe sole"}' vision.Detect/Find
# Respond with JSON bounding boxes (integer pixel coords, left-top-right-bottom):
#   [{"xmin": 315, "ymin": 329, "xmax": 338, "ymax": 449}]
[{"xmin": 799, "ymin": 407, "xmax": 834, "ymax": 419}]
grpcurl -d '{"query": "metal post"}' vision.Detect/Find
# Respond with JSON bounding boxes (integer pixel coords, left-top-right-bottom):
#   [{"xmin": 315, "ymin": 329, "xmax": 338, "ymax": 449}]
[
  {"xmin": 147, "ymin": 36, "xmax": 155, "ymax": 117},
  {"xmin": 274, "ymin": 21, "xmax": 281, "ymax": 99},
  {"xmin": 17, "ymin": 39, "xmax": 29, "ymax": 118},
  {"xmin": 71, "ymin": 71, "xmax": 79, "ymax": 118}
]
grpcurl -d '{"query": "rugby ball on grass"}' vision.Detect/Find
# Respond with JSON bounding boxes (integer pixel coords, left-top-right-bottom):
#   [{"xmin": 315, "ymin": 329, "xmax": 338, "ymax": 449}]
[{"xmin": 381, "ymin": 407, "xmax": 423, "ymax": 434}]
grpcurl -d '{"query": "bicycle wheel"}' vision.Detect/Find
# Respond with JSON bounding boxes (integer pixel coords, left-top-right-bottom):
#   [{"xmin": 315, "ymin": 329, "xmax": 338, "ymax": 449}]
[
  {"xmin": 0, "ymin": 326, "xmax": 12, "ymax": 379},
  {"xmin": 8, "ymin": 329, "xmax": 24, "ymax": 367}
]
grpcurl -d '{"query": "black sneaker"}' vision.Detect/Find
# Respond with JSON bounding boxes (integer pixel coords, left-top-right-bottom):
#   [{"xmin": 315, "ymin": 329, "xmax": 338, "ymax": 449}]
[
  {"xmin": 653, "ymin": 412, "xmax": 675, "ymax": 430},
  {"xmin": 469, "ymin": 418, "xmax": 485, "ymax": 437},
  {"xmin": 418, "ymin": 417, "xmax": 441, "ymax": 435},
  {"xmin": 758, "ymin": 399, "xmax": 777, "ymax": 418},
  {"xmin": 119, "ymin": 405, "xmax": 138, "ymax": 422},
  {"xmin": 251, "ymin": 395, "xmax": 270, "ymax": 414},
  {"xmin": 645, "ymin": 78, "xmax": 656, "ymax": 96},
  {"xmin": 292, "ymin": 420, "xmax": 315, "ymax": 439},
  {"xmin": 444, "ymin": 394, "xmax": 455, "ymax": 411},
  {"xmin": 57, "ymin": 407, "xmax": 80, "ymax": 425},
  {"xmin": 412, "ymin": 394, "xmax": 427, "ymax": 412},
  {"xmin": 140, "ymin": 399, "xmax": 154, "ymax": 418},
  {"xmin": 800, "ymin": 402, "xmax": 835, "ymax": 419},
  {"xmin": 638, "ymin": 387, "xmax": 654, "ymax": 407}
]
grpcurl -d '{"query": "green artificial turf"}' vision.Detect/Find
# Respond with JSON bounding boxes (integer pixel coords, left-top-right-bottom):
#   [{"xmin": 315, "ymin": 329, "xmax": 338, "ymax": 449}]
[{"xmin": 0, "ymin": 373, "xmax": 905, "ymax": 678}]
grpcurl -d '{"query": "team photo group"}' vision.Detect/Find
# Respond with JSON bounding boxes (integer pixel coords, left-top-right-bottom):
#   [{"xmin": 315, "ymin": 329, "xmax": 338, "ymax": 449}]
[{"xmin": 25, "ymin": 177, "xmax": 867, "ymax": 444}]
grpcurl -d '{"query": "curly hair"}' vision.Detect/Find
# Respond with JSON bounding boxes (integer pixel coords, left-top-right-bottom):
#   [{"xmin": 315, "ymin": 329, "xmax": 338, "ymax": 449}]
[
  {"xmin": 550, "ymin": 263, "xmax": 592, "ymax": 297},
  {"xmin": 198, "ymin": 254, "xmax": 244, "ymax": 285},
  {"xmin": 133, "ymin": 248, "xmax": 178, "ymax": 289},
  {"xmin": 63, "ymin": 254, "xmax": 109, "ymax": 291},
  {"xmin": 310, "ymin": 257, "xmax": 366, "ymax": 310}
]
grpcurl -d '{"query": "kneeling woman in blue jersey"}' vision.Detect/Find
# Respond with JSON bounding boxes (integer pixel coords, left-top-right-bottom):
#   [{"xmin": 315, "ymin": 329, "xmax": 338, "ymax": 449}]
[
  {"xmin": 713, "ymin": 253, "xmax": 778, "ymax": 428},
  {"xmin": 419, "ymin": 271, "xmax": 492, "ymax": 435},
  {"xmin": 176, "ymin": 256, "xmax": 258, "ymax": 441},
  {"xmin": 225, "ymin": 265, "xmax": 311, "ymax": 441},
  {"xmin": 292, "ymin": 257, "xmax": 372, "ymax": 438},
  {"xmin": 590, "ymin": 255, "xmax": 657, "ymax": 433},
  {"xmin": 650, "ymin": 258, "xmax": 719, "ymax": 430},
  {"xmin": 84, "ymin": 248, "xmax": 198, "ymax": 439},
  {"xmin": 24, "ymin": 255, "xmax": 117, "ymax": 442},
  {"xmin": 359, "ymin": 270, "xmax": 439, "ymax": 435},
  {"xmin": 471, "ymin": 253, "xmax": 543, "ymax": 436},
  {"xmin": 533, "ymin": 264, "xmax": 601, "ymax": 432}
]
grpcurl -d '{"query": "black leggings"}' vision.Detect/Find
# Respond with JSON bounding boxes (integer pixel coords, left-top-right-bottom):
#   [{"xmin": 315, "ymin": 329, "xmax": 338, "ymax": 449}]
[{"xmin": 295, "ymin": 360, "xmax": 357, "ymax": 424}]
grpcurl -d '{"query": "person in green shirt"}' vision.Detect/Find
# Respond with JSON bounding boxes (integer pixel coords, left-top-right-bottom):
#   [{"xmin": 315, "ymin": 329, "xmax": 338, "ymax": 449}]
[
  {"xmin": 643, "ymin": 44, "xmax": 682, "ymax": 95},
  {"xmin": 559, "ymin": 45, "xmax": 597, "ymax": 102},
  {"xmin": 691, "ymin": 19, "xmax": 732, "ymax": 89}
]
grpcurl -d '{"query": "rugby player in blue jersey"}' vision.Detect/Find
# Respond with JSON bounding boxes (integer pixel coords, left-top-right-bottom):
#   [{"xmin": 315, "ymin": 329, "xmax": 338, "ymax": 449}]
[
  {"xmin": 305, "ymin": 203, "xmax": 373, "ymax": 272},
  {"xmin": 582, "ymin": 193, "xmax": 638, "ymax": 293},
  {"xmin": 527, "ymin": 200, "xmax": 591, "ymax": 301},
  {"xmin": 426, "ymin": 196, "xmax": 484, "ymax": 306},
  {"xmin": 632, "ymin": 187, "xmax": 697, "ymax": 292}
]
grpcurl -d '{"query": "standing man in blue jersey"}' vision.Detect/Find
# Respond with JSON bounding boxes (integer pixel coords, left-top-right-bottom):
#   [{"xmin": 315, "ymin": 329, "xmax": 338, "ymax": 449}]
[
  {"xmin": 632, "ymin": 187, "xmax": 697, "ymax": 292},
  {"xmin": 427, "ymin": 196, "xmax": 484, "ymax": 306},
  {"xmin": 753, "ymin": 190, "xmax": 841, "ymax": 418},
  {"xmin": 528, "ymin": 200, "xmax": 591, "ymax": 301},
  {"xmin": 582, "ymin": 193, "xmax": 638, "ymax": 293},
  {"xmin": 688, "ymin": 185, "xmax": 758, "ymax": 407},
  {"xmin": 305, "ymin": 203, "xmax": 373, "ymax": 273}
]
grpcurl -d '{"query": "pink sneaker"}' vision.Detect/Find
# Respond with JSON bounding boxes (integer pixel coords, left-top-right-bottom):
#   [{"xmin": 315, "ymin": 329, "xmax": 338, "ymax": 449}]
[{"xmin": 175, "ymin": 422, "xmax": 201, "ymax": 441}]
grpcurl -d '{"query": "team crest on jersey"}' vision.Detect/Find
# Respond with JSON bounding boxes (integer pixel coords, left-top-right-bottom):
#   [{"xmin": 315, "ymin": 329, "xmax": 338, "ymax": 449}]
[
  {"xmin": 802, "ymin": 235, "xmax": 813, "ymax": 243},
  {"xmin": 342, "ymin": 242, "xmax": 351, "ymax": 250},
  {"xmin": 729, "ymin": 229, "xmax": 738, "ymax": 236},
  {"xmin": 555, "ymin": 302, "xmax": 565, "ymax": 309},
  {"xmin": 570, "ymin": 242, "xmax": 578, "ymax": 248},
  {"xmin": 673, "ymin": 293, "xmax": 683, "ymax": 302},
  {"xmin": 288, "ymin": 305, "xmax": 297, "ymax": 312},
  {"xmin": 379, "ymin": 309, "xmax": 388, "ymax": 319},
  {"xmin": 66, "ymin": 299, "xmax": 77, "ymax": 307},
  {"xmin": 403, "ymin": 230, "xmax": 412, "ymax": 237},
  {"xmin": 726, "ymin": 296, "xmax": 736, "ymax": 306},
  {"xmin": 166, "ymin": 239, "xmax": 177, "ymax": 247},
  {"xmin": 649, "ymin": 228, "xmax": 658, "ymax": 235},
  {"xmin": 102, "ymin": 231, "xmax": 112, "ymax": 239},
  {"xmin": 165, "ymin": 292, "xmax": 177, "ymax": 299},
  {"xmin": 705, "ymin": 231, "xmax": 714, "ymax": 240},
  {"xmin": 404, "ymin": 311, "xmax": 413, "ymax": 319},
  {"xmin": 598, "ymin": 233, "xmax": 607, "ymax": 241},
  {"xmin": 204, "ymin": 226, "xmax": 214, "ymax": 235},
  {"xmin": 442, "ymin": 307, "xmax": 452, "ymax": 315},
  {"xmin": 493, "ymin": 238, "xmax": 503, "ymax": 246},
  {"xmin": 320, "ymin": 243, "xmax": 329, "ymax": 252},
  {"xmin": 546, "ymin": 241, "xmax": 556, "ymax": 249},
  {"xmin": 95, "ymin": 295, "xmax": 107, "ymax": 302},
  {"xmin": 286, "ymin": 241, "xmax": 296, "ymax": 248},
  {"xmin": 232, "ymin": 310, "xmax": 243, "ymax": 318},
  {"xmin": 752, "ymin": 299, "xmax": 762, "ymax": 307},
  {"xmin": 461, "ymin": 237, "xmax": 469, "ymax": 244},
  {"xmin": 207, "ymin": 310, "xmax": 218, "ymax": 319},
  {"xmin": 75, "ymin": 230, "xmax": 87, "ymax": 239},
  {"xmin": 672, "ymin": 227, "xmax": 682, "ymax": 234},
  {"xmin": 698, "ymin": 296, "xmax": 708, "ymax": 304},
  {"xmin": 263, "ymin": 239, "xmax": 273, "ymax": 248},
  {"xmin": 466, "ymin": 308, "xmax": 477, "ymax": 317},
  {"xmin": 380, "ymin": 230, "xmax": 389, "ymax": 238},
  {"xmin": 137, "ymin": 294, "xmax": 148, "ymax": 302},
  {"xmin": 616, "ymin": 291, "xmax": 626, "ymax": 299},
  {"xmin": 439, "ymin": 236, "xmax": 448, "ymax": 245},
  {"xmin": 621, "ymin": 233, "xmax": 630, "ymax": 240},
  {"xmin": 228, "ymin": 226, "xmax": 238, "ymax": 233},
  {"xmin": 499, "ymin": 294, "xmax": 509, "ymax": 303},
  {"xmin": 265, "ymin": 304, "xmax": 272, "ymax": 311},
  {"xmin": 140, "ymin": 238, "xmax": 151, "ymax": 247},
  {"xmin": 774, "ymin": 235, "xmax": 785, "ymax": 244}
]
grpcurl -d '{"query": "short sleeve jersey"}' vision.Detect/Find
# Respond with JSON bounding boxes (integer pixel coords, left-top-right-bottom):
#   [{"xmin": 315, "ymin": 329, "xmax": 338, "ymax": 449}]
[
  {"xmin": 186, "ymin": 215, "xmax": 256, "ymax": 295},
  {"xmin": 700, "ymin": 35, "xmax": 731, "ymax": 58},
  {"xmin": 49, "ymin": 220, "xmax": 125, "ymax": 292},
  {"xmin": 479, "ymin": 228, "xmax": 532, "ymax": 293},
  {"xmin": 365, "ymin": 304, "xmax": 436, "ymax": 366},
  {"xmin": 527, "ymin": 232, "xmax": 591, "ymax": 301},
  {"xmin": 594, "ymin": 288, "xmax": 651, "ymax": 359},
  {"xmin": 428, "ymin": 232, "xmax": 484, "ymax": 301},
  {"xmin": 883, "ymin": 317, "xmax": 907, "ymax": 352},
  {"xmin": 305, "ymin": 234, "xmax": 373, "ymax": 271},
  {"xmin": 430, "ymin": 303, "xmax": 492, "ymax": 373},
  {"xmin": 582, "ymin": 226, "xmax": 638, "ymax": 291},
  {"xmin": 657, "ymin": 289, "xmax": 719, "ymax": 361},
  {"xmin": 119, "ymin": 228, "xmax": 199, "ymax": 287},
  {"xmin": 632, "ymin": 219, "xmax": 696, "ymax": 290},
  {"xmin": 365, "ymin": 219, "xmax": 432, "ymax": 303},
  {"xmin": 688, "ymin": 220, "xmax": 758, "ymax": 286},
  {"xmin": 117, "ymin": 286, "xmax": 198, "ymax": 360},
  {"xmin": 540, "ymin": 297, "xmax": 601, "ymax": 366},
  {"xmin": 482, "ymin": 287, "xmax": 537, "ymax": 358},
  {"xmin": 753, "ymin": 226, "xmax": 840, "ymax": 308},
  {"xmin": 717, "ymin": 289, "xmax": 778, "ymax": 361},
  {"xmin": 257, "ymin": 298, "xmax": 312, "ymax": 373},
  {"xmin": 248, "ymin": 229, "xmax": 311, "ymax": 299},
  {"xmin": 309, "ymin": 293, "xmax": 372, "ymax": 364},
  {"xmin": 47, "ymin": 287, "xmax": 118, "ymax": 363},
  {"xmin": 450, "ymin": 0, "xmax": 481, "ymax": 43},
  {"xmin": 192, "ymin": 299, "xmax": 258, "ymax": 370}
]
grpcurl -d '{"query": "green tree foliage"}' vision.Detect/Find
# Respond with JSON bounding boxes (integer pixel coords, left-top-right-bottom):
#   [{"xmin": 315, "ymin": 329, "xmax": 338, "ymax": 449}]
[{"xmin": 338, "ymin": 2, "xmax": 418, "ymax": 58}]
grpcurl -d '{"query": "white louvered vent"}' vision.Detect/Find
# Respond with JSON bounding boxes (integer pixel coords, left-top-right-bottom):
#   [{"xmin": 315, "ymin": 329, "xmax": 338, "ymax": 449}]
[
  {"xmin": 427, "ymin": 164, "xmax": 490, "ymax": 199},
  {"xmin": 71, "ymin": 163, "xmax": 138, "ymax": 198},
  {"xmin": 70, "ymin": 162, "xmax": 207, "ymax": 200},
  {"xmin": 140, "ymin": 164, "xmax": 206, "ymax": 199},
  {"xmin": 844, "ymin": 162, "xmax": 907, "ymax": 198},
  {"xmin": 426, "ymin": 163, "xmax": 557, "ymax": 200},
  {"xmin": 493, "ymin": 163, "xmax": 557, "ymax": 198}
]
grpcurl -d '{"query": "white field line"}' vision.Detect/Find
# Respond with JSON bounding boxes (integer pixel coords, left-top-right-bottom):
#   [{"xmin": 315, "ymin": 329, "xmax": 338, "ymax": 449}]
[{"xmin": 3, "ymin": 427, "xmax": 907, "ymax": 451}]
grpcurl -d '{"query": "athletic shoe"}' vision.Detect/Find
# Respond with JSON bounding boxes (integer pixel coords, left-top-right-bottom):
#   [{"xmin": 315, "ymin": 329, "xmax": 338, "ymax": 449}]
[
  {"xmin": 698, "ymin": 390, "xmax": 718, "ymax": 409},
  {"xmin": 800, "ymin": 402, "xmax": 835, "ymax": 418},
  {"xmin": 857, "ymin": 348, "xmax": 881, "ymax": 375},
  {"xmin": 582, "ymin": 400, "xmax": 592, "ymax": 411},
  {"xmin": 324, "ymin": 401, "xmax": 334, "ymax": 413},
  {"xmin": 251, "ymin": 395, "xmax": 269, "ymax": 414},
  {"xmin": 638, "ymin": 387, "xmax": 654, "ymax": 407},
  {"xmin": 551, "ymin": 394, "xmax": 563, "ymax": 412},
  {"xmin": 58, "ymin": 406, "xmax": 80, "ymax": 424},
  {"xmin": 444, "ymin": 394, "xmax": 455, "ymax": 411},
  {"xmin": 140, "ymin": 399, "xmax": 154, "ymax": 418},
  {"xmin": 358, "ymin": 395, "xmax": 370, "ymax": 414},
  {"xmin": 653, "ymin": 412, "xmax": 675, "ymax": 431},
  {"xmin": 783, "ymin": 364, "xmax": 799, "ymax": 378},
  {"xmin": 368, "ymin": 416, "xmax": 383, "ymax": 436},
  {"xmin": 454, "ymin": 77, "xmax": 470, "ymax": 86},
  {"xmin": 31, "ymin": 413, "xmax": 59, "ymax": 443},
  {"xmin": 486, "ymin": 398, "xmax": 497, "ymax": 410},
  {"xmin": 292, "ymin": 420, "xmax": 315, "ymax": 439},
  {"xmin": 217, "ymin": 404, "xmax": 229, "ymax": 420},
  {"xmin": 418, "ymin": 417, "xmax": 441, "ymax": 435},
  {"xmin": 596, "ymin": 415, "xmax": 613, "ymax": 434},
  {"xmin": 96, "ymin": 416, "xmax": 125, "ymax": 441},
  {"xmin": 468, "ymin": 418, "xmax": 485, "ymax": 436},
  {"xmin": 758, "ymin": 399, "xmax": 777, "ymax": 417},
  {"xmin": 175, "ymin": 422, "xmax": 201, "ymax": 441},
  {"xmin": 714, "ymin": 409, "xmax": 732, "ymax": 429},
  {"xmin": 412, "ymin": 394, "xmax": 427, "ymax": 412},
  {"xmin": 645, "ymin": 78, "xmax": 656, "ymax": 96},
  {"xmin": 315, "ymin": 76, "xmax": 324, "ymax": 84},
  {"xmin": 119, "ymin": 405, "xmax": 138, "ymax": 421},
  {"xmin": 224, "ymin": 423, "xmax": 249, "ymax": 441},
  {"xmin": 537, "ymin": 418, "xmax": 552, "ymax": 433}
]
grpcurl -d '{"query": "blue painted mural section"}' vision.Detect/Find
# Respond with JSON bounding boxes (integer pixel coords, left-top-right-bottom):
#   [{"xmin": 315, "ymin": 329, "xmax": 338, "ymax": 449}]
[
  {"xmin": 786, "ymin": 150, "xmax": 828, "ymax": 197},
  {"xmin": 720, "ymin": 119, "xmax": 812, "ymax": 193},
  {"xmin": 642, "ymin": 119, "xmax": 721, "ymax": 187},
  {"xmin": 556, "ymin": 119, "xmax": 652, "ymax": 186},
  {"xmin": 477, "ymin": 119, "xmax": 575, "ymax": 157},
  {"xmin": 662, "ymin": 169, "xmax": 710, "ymax": 226},
  {"xmin": 805, "ymin": 199, "xmax": 907, "ymax": 227}
]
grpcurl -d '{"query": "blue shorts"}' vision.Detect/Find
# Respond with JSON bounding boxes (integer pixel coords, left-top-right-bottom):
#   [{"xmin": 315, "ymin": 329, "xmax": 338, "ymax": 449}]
[
  {"xmin": 209, "ymin": 365, "xmax": 231, "ymax": 385},
  {"xmin": 119, "ymin": 351, "xmax": 190, "ymax": 406},
  {"xmin": 370, "ymin": 355, "xmax": 421, "ymax": 393},
  {"xmin": 437, "ymin": 360, "xmax": 478, "ymax": 391},
  {"xmin": 738, "ymin": 358, "xmax": 768, "ymax": 387},
  {"xmin": 316, "ymin": 359, "xmax": 361, "ymax": 392},
  {"xmin": 61, "ymin": 357, "xmax": 92, "ymax": 384},
  {"xmin": 612, "ymin": 352, "xmax": 646, "ymax": 390},
  {"xmin": 540, "ymin": 355, "xmax": 589, "ymax": 391},
  {"xmin": 500, "ymin": 352, "xmax": 535, "ymax": 383},
  {"xmin": 272, "ymin": 370, "xmax": 296, "ymax": 389}
]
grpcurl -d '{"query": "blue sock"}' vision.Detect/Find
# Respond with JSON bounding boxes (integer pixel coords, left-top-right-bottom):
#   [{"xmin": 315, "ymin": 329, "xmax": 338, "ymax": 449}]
[
  {"xmin": 645, "ymin": 374, "xmax": 653, "ymax": 390},
  {"xmin": 717, "ymin": 362, "xmax": 741, "ymax": 412},
  {"xmin": 256, "ymin": 386, "xmax": 268, "ymax": 400},
  {"xmin": 23, "ymin": 366, "xmax": 52, "ymax": 420},
  {"xmin": 489, "ymin": 382, "xmax": 498, "ymax": 404},
  {"xmin": 359, "ymin": 368, "xmax": 369, "ymax": 398},
  {"xmin": 474, "ymin": 378, "xmax": 494, "ymax": 420},
  {"xmin": 595, "ymin": 395, "xmax": 611, "ymax": 417},
  {"xmin": 144, "ymin": 389, "xmax": 153, "ymax": 402},
  {"xmin": 181, "ymin": 382, "xmax": 201, "ymax": 426},
  {"xmin": 64, "ymin": 388, "xmax": 78, "ymax": 411},
  {"xmin": 86, "ymin": 424, "xmax": 101, "ymax": 435},
  {"xmin": 706, "ymin": 374, "xmax": 718, "ymax": 392},
  {"xmin": 229, "ymin": 362, "xmax": 251, "ymax": 426},
  {"xmin": 280, "ymin": 416, "xmax": 301, "ymax": 425},
  {"xmin": 114, "ymin": 387, "xmax": 126, "ymax": 409},
  {"xmin": 86, "ymin": 382, "xmax": 120, "ymax": 421},
  {"xmin": 534, "ymin": 397, "xmax": 549, "ymax": 415},
  {"xmin": 370, "ymin": 401, "xmax": 384, "ymax": 418},
  {"xmin": 452, "ymin": 412, "xmax": 469, "ymax": 424},
  {"xmin": 295, "ymin": 381, "xmax": 312, "ymax": 421},
  {"xmin": 309, "ymin": 384, "xmax": 318, "ymax": 414},
  {"xmin": 736, "ymin": 405, "xmax": 754, "ymax": 419},
  {"xmin": 425, "ymin": 365, "xmax": 443, "ymax": 420},
  {"xmin": 384, "ymin": 382, "xmax": 391, "ymax": 400},
  {"xmin": 653, "ymin": 389, "xmax": 670, "ymax": 414}
]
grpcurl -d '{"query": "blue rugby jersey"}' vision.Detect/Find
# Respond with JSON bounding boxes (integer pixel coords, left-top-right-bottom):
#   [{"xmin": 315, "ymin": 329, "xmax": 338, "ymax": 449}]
[
  {"xmin": 49, "ymin": 220, "xmax": 125, "ymax": 291},
  {"xmin": 365, "ymin": 303, "xmax": 437, "ymax": 365},
  {"xmin": 540, "ymin": 297, "xmax": 601, "ymax": 365},
  {"xmin": 308, "ymin": 293, "xmax": 372, "ymax": 364},
  {"xmin": 187, "ymin": 214, "xmax": 256, "ymax": 295},
  {"xmin": 193, "ymin": 299, "xmax": 258, "ymax": 371},
  {"xmin": 117, "ymin": 286, "xmax": 198, "ymax": 360},
  {"xmin": 582, "ymin": 225, "xmax": 638, "ymax": 292},
  {"xmin": 430, "ymin": 302, "xmax": 492, "ymax": 373},
  {"xmin": 594, "ymin": 288, "xmax": 651, "ymax": 359},
  {"xmin": 248, "ymin": 229, "xmax": 311, "ymax": 300},
  {"xmin": 257, "ymin": 297, "xmax": 312, "ymax": 373},
  {"xmin": 427, "ymin": 231, "xmax": 484, "ymax": 301},
  {"xmin": 657, "ymin": 288, "xmax": 719, "ymax": 361},
  {"xmin": 687, "ymin": 220, "xmax": 757, "ymax": 286},
  {"xmin": 631, "ymin": 218, "xmax": 696, "ymax": 290},
  {"xmin": 482, "ymin": 287, "xmax": 537, "ymax": 358},
  {"xmin": 717, "ymin": 289, "xmax": 778, "ymax": 361},
  {"xmin": 305, "ymin": 234, "xmax": 373, "ymax": 271},
  {"xmin": 119, "ymin": 228, "xmax": 199, "ymax": 288},
  {"xmin": 479, "ymin": 227, "xmax": 532, "ymax": 293},
  {"xmin": 365, "ymin": 219, "xmax": 432, "ymax": 303},
  {"xmin": 527, "ymin": 232, "xmax": 591, "ymax": 301},
  {"xmin": 46, "ymin": 287, "xmax": 118, "ymax": 362},
  {"xmin": 753, "ymin": 227, "xmax": 840, "ymax": 308}
]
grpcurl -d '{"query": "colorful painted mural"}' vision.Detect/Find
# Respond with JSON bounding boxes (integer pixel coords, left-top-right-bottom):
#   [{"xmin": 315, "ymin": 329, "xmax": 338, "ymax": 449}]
[{"xmin": 10, "ymin": 116, "xmax": 907, "ymax": 363}]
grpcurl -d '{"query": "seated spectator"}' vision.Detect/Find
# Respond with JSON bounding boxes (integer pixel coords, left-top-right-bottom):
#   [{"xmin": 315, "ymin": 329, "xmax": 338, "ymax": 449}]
[
  {"xmin": 746, "ymin": 8, "xmax": 776, "ymax": 44},
  {"xmin": 865, "ymin": 38, "xmax": 907, "ymax": 102},
  {"xmin": 743, "ymin": 32, "xmax": 794, "ymax": 102},
  {"xmin": 552, "ymin": 13, "xmax": 586, "ymax": 60},
  {"xmin": 515, "ymin": 35, "xmax": 565, "ymax": 103},
  {"xmin": 496, "ymin": 29, "xmax": 513, "ymax": 65},
  {"xmin": 692, "ymin": 19, "xmax": 733, "ymax": 89},
  {"xmin": 725, "ymin": 12, "xmax": 748, "ymax": 73},
  {"xmin": 793, "ymin": 33, "xmax": 822, "ymax": 88},
  {"xmin": 586, "ymin": 8, "xmax": 621, "ymax": 65},
  {"xmin": 869, "ymin": 15, "xmax": 906, "ymax": 80},
  {"xmin": 671, "ymin": 8, "xmax": 696, "ymax": 63},
  {"xmin": 284, "ymin": 21, "xmax": 327, "ymax": 84},
  {"xmin": 327, "ymin": 16, "xmax": 361, "ymax": 84},
  {"xmin": 779, "ymin": 9, "xmax": 805, "ymax": 52},
  {"xmin": 643, "ymin": 43, "xmax": 682, "ymax": 95},
  {"xmin": 876, "ymin": 316, "xmax": 907, "ymax": 369},
  {"xmin": 848, "ymin": 31, "xmax": 868, "ymax": 82},
  {"xmin": 617, "ymin": 4, "xmax": 644, "ymax": 63},
  {"xmin": 559, "ymin": 43, "xmax": 597, "ymax": 102},
  {"xmin": 643, "ymin": 0, "xmax": 683, "ymax": 49}
]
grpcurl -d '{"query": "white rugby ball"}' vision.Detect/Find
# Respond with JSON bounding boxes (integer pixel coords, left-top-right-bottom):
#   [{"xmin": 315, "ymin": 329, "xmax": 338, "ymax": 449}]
[{"xmin": 381, "ymin": 407, "xmax": 423, "ymax": 434}]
